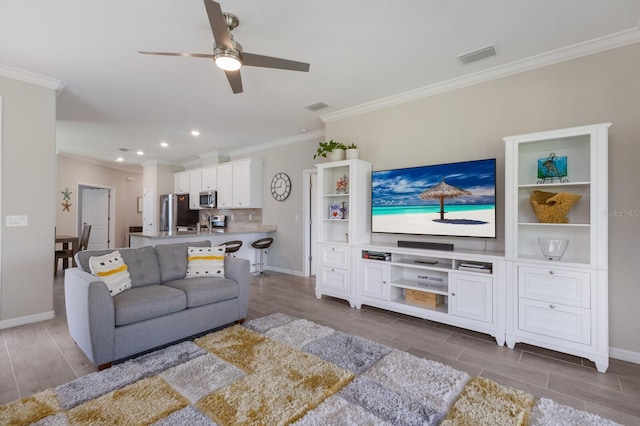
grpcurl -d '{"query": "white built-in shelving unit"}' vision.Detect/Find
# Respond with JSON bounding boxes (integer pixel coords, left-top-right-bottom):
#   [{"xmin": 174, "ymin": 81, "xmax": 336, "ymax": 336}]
[{"xmin": 504, "ymin": 123, "xmax": 610, "ymax": 372}]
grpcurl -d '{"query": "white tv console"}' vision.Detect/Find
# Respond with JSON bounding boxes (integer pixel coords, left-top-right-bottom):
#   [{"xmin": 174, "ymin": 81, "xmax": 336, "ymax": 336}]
[{"xmin": 354, "ymin": 243, "xmax": 505, "ymax": 346}]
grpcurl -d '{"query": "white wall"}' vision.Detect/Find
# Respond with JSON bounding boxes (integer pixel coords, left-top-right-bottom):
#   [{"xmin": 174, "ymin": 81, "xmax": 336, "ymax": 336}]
[
  {"xmin": 0, "ymin": 75, "xmax": 56, "ymax": 326},
  {"xmin": 323, "ymin": 42, "xmax": 640, "ymax": 356}
]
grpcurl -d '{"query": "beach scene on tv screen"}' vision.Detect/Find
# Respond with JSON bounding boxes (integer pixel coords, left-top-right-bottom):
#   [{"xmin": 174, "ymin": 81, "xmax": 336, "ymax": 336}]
[{"xmin": 372, "ymin": 159, "xmax": 496, "ymax": 238}]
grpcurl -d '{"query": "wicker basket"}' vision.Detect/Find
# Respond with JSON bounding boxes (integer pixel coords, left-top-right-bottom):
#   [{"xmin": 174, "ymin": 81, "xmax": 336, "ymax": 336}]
[{"xmin": 529, "ymin": 190, "xmax": 582, "ymax": 223}]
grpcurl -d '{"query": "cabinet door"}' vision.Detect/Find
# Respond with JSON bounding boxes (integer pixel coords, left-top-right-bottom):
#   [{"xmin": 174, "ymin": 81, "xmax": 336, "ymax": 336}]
[
  {"xmin": 359, "ymin": 261, "xmax": 389, "ymax": 300},
  {"xmin": 232, "ymin": 160, "xmax": 251, "ymax": 207},
  {"xmin": 174, "ymin": 172, "xmax": 189, "ymax": 194},
  {"xmin": 201, "ymin": 167, "xmax": 217, "ymax": 191},
  {"xmin": 450, "ymin": 272, "xmax": 493, "ymax": 323},
  {"xmin": 189, "ymin": 170, "xmax": 202, "ymax": 210},
  {"xmin": 216, "ymin": 164, "xmax": 233, "ymax": 208}
]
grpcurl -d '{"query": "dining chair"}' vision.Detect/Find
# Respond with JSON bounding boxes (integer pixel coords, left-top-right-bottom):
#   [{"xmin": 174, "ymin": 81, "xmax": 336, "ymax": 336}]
[
  {"xmin": 54, "ymin": 224, "xmax": 91, "ymax": 276},
  {"xmin": 78, "ymin": 224, "xmax": 92, "ymax": 251}
]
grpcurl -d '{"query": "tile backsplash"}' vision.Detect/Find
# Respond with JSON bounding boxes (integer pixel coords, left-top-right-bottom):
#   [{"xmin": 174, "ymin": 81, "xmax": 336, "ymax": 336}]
[{"xmin": 198, "ymin": 208, "xmax": 262, "ymax": 225}]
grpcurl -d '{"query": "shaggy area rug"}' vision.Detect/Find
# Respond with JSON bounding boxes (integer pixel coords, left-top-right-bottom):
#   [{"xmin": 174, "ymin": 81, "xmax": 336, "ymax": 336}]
[{"xmin": 0, "ymin": 313, "xmax": 620, "ymax": 425}]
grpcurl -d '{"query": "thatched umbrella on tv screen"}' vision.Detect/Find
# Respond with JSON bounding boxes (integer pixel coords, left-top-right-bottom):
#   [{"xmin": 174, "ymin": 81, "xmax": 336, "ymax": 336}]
[{"xmin": 419, "ymin": 178, "xmax": 471, "ymax": 220}]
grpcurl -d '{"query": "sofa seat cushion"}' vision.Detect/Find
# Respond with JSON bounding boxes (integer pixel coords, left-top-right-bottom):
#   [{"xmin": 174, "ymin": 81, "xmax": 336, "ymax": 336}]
[
  {"xmin": 112, "ymin": 285, "xmax": 187, "ymax": 326},
  {"xmin": 164, "ymin": 278, "xmax": 239, "ymax": 308}
]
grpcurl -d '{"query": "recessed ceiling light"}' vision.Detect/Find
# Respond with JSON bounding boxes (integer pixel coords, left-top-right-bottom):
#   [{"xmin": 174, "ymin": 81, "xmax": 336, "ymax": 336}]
[
  {"xmin": 160, "ymin": 142, "xmax": 169, "ymax": 148},
  {"xmin": 191, "ymin": 130, "xmax": 200, "ymax": 136},
  {"xmin": 115, "ymin": 157, "xmax": 124, "ymax": 162},
  {"xmin": 136, "ymin": 150, "xmax": 144, "ymax": 155}
]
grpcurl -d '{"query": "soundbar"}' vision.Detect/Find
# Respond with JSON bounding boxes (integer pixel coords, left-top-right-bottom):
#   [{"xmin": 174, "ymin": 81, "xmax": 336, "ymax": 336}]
[{"xmin": 397, "ymin": 241, "xmax": 454, "ymax": 251}]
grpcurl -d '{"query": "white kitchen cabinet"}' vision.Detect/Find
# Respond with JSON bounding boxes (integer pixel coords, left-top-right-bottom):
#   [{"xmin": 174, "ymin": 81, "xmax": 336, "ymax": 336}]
[
  {"xmin": 504, "ymin": 123, "xmax": 610, "ymax": 372},
  {"xmin": 189, "ymin": 170, "xmax": 202, "ymax": 210},
  {"xmin": 216, "ymin": 159, "xmax": 262, "ymax": 208},
  {"xmin": 201, "ymin": 166, "xmax": 217, "ymax": 191},
  {"xmin": 232, "ymin": 158, "xmax": 262, "ymax": 208},
  {"xmin": 174, "ymin": 171, "xmax": 190, "ymax": 195},
  {"xmin": 216, "ymin": 164, "xmax": 233, "ymax": 208}
]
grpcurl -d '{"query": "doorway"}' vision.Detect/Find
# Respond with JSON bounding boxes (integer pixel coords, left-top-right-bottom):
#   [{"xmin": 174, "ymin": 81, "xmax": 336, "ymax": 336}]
[
  {"xmin": 302, "ymin": 169, "xmax": 318, "ymax": 277},
  {"xmin": 78, "ymin": 185, "xmax": 114, "ymax": 249}
]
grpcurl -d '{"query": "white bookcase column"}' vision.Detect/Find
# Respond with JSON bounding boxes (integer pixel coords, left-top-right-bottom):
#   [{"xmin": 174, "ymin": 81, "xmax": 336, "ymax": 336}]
[{"xmin": 504, "ymin": 123, "xmax": 610, "ymax": 372}]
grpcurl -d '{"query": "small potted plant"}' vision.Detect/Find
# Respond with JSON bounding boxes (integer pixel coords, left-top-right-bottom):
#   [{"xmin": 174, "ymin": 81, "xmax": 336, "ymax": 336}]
[
  {"xmin": 313, "ymin": 140, "xmax": 347, "ymax": 161},
  {"xmin": 345, "ymin": 143, "xmax": 359, "ymax": 160}
]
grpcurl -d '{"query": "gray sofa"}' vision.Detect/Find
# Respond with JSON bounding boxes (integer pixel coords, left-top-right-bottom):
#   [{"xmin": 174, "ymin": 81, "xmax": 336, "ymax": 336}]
[{"xmin": 64, "ymin": 240, "xmax": 250, "ymax": 369}]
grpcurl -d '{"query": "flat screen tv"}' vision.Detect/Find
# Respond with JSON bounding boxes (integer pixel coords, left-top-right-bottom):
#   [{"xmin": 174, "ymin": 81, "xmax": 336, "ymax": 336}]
[{"xmin": 371, "ymin": 158, "xmax": 496, "ymax": 238}]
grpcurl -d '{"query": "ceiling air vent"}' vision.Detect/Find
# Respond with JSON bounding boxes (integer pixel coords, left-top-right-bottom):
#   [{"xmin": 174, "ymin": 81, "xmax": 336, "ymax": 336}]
[
  {"xmin": 305, "ymin": 101, "xmax": 329, "ymax": 111},
  {"xmin": 457, "ymin": 45, "xmax": 496, "ymax": 65},
  {"xmin": 116, "ymin": 148, "xmax": 130, "ymax": 152}
]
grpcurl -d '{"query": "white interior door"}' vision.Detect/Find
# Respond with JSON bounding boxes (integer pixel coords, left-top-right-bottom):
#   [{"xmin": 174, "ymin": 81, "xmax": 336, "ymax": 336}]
[{"xmin": 81, "ymin": 188, "xmax": 110, "ymax": 249}]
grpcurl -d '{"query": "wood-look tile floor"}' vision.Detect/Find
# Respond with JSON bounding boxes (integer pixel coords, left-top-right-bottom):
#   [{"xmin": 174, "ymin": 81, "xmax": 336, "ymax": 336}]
[{"xmin": 1, "ymin": 270, "xmax": 639, "ymax": 424}]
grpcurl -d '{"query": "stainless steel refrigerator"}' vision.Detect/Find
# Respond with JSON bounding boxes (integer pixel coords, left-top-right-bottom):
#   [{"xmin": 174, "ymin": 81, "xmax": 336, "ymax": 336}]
[{"xmin": 159, "ymin": 194, "xmax": 199, "ymax": 232}]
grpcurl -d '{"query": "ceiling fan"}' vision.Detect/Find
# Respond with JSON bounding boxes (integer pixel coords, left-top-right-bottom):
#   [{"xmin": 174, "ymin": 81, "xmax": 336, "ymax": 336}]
[{"xmin": 139, "ymin": 0, "xmax": 310, "ymax": 94}]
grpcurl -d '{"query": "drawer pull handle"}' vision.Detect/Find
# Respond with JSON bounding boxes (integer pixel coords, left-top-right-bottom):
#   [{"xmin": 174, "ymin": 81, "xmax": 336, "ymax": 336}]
[
  {"xmin": 451, "ymin": 293, "xmax": 456, "ymax": 296},
  {"xmin": 548, "ymin": 270, "xmax": 555, "ymax": 275},
  {"xmin": 549, "ymin": 304, "xmax": 555, "ymax": 309}
]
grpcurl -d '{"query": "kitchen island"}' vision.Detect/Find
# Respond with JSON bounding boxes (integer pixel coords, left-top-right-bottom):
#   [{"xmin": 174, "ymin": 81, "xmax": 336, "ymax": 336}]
[{"xmin": 129, "ymin": 224, "xmax": 276, "ymax": 273}]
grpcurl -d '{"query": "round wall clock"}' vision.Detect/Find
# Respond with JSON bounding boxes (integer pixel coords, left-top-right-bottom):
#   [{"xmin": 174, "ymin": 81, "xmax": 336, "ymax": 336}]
[{"xmin": 271, "ymin": 172, "xmax": 291, "ymax": 201}]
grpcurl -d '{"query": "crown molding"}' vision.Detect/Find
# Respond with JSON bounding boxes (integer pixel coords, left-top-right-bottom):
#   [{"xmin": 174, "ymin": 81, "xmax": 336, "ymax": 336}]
[
  {"xmin": 228, "ymin": 129, "xmax": 326, "ymax": 157},
  {"xmin": 0, "ymin": 64, "xmax": 65, "ymax": 91},
  {"xmin": 58, "ymin": 151, "xmax": 143, "ymax": 173},
  {"xmin": 321, "ymin": 26, "xmax": 640, "ymax": 123}
]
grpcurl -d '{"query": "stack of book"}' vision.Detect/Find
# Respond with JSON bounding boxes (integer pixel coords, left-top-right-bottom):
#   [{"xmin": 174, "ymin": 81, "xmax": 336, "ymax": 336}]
[{"xmin": 458, "ymin": 262, "xmax": 492, "ymax": 274}]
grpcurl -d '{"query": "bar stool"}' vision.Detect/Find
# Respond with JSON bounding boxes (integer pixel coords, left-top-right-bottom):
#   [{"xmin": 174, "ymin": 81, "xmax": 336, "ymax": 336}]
[
  {"xmin": 222, "ymin": 240, "xmax": 243, "ymax": 256},
  {"xmin": 251, "ymin": 237, "xmax": 273, "ymax": 277}
]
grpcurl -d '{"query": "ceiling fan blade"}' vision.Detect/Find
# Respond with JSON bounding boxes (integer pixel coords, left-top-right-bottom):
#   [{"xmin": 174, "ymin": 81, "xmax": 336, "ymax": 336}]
[
  {"xmin": 204, "ymin": 0, "xmax": 233, "ymax": 51},
  {"xmin": 242, "ymin": 52, "xmax": 310, "ymax": 72},
  {"xmin": 225, "ymin": 70, "xmax": 243, "ymax": 94},
  {"xmin": 138, "ymin": 51, "xmax": 214, "ymax": 59}
]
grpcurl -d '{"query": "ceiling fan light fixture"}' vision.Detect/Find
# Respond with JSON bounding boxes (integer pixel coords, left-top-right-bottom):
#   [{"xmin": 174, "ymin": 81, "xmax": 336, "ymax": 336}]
[{"xmin": 214, "ymin": 51, "xmax": 242, "ymax": 71}]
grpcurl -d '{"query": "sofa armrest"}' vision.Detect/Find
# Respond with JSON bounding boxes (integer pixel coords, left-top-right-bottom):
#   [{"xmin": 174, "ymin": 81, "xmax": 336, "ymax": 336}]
[
  {"xmin": 64, "ymin": 268, "xmax": 116, "ymax": 366},
  {"xmin": 224, "ymin": 256, "xmax": 250, "ymax": 317}
]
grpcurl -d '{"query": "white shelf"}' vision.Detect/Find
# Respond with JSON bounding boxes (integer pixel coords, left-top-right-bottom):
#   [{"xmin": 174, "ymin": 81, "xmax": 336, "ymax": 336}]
[
  {"xmin": 518, "ymin": 222, "xmax": 590, "ymax": 228},
  {"xmin": 390, "ymin": 297, "xmax": 448, "ymax": 314},
  {"xmin": 518, "ymin": 182, "xmax": 590, "ymax": 189},
  {"xmin": 389, "ymin": 279, "xmax": 448, "ymax": 295}
]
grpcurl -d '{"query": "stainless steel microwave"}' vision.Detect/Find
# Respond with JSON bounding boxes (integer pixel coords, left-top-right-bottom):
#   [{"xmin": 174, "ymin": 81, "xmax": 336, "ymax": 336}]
[{"xmin": 199, "ymin": 191, "xmax": 216, "ymax": 208}]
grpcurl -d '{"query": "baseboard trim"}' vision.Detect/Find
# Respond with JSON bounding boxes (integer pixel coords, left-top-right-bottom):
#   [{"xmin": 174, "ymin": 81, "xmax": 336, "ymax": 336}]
[
  {"xmin": 610, "ymin": 346, "xmax": 640, "ymax": 364},
  {"xmin": 261, "ymin": 266, "xmax": 306, "ymax": 277},
  {"xmin": 0, "ymin": 311, "xmax": 55, "ymax": 330}
]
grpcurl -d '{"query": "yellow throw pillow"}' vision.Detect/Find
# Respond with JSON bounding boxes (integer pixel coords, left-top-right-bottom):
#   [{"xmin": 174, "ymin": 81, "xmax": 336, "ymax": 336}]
[
  {"xmin": 186, "ymin": 246, "xmax": 225, "ymax": 278},
  {"xmin": 88, "ymin": 250, "xmax": 132, "ymax": 296}
]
